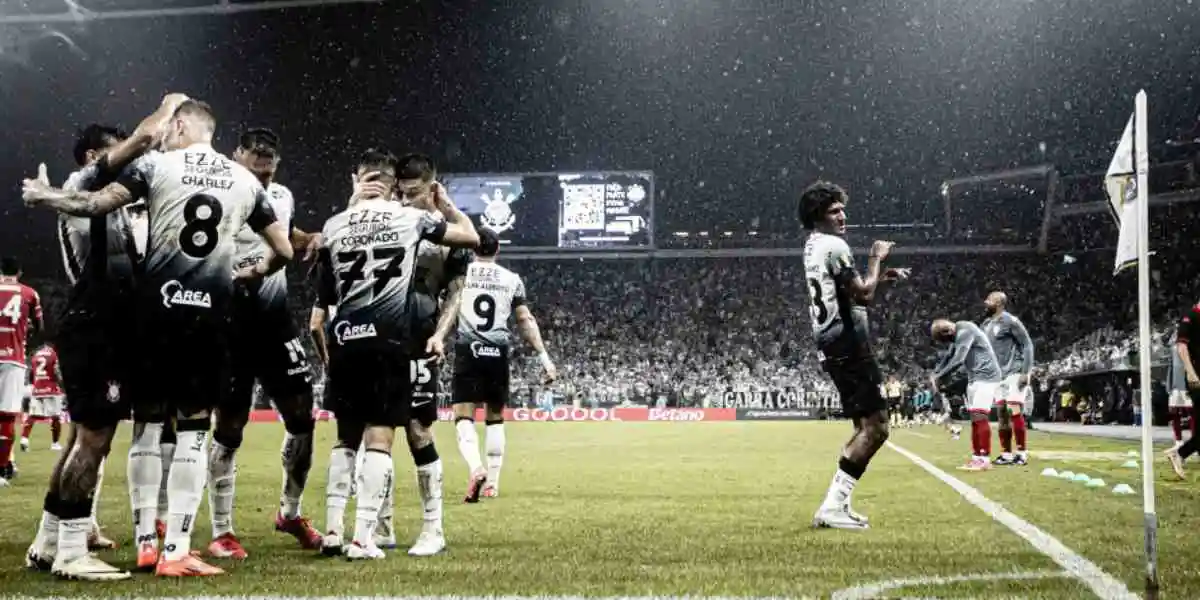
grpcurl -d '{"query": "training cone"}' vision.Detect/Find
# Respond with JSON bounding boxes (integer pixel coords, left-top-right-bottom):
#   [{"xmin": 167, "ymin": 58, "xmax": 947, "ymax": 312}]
[
  {"xmin": 1072, "ymin": 473, "xmax": 1092, "ymax": 483},
  {"xmin": 1086, "ymin": 478, "xmax": 1106, "ymax": 488},
  {"xmin": 1112, "ymin": 483, "xmax": 1135, "ymax": 495},
  {"xmin": 1058, "ymin": 470, "xmax": 1076, "ymax": 479},
  {"xmin": 1041, "ymin": 467, "xmax": 1059, "ymax": 477},
  {"xmin": 1122, "ymin": 460, "xmax": 1139, "ymax": 468}
]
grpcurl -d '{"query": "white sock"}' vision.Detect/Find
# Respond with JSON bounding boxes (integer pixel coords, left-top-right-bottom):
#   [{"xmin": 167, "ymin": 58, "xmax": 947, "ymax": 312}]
[
  {"xmin": 416, "ymin": 459, "xmax": 443, "ymax": 534},
  {"xmin": 820, "ymin": 468, "xmax": 857, "ymax": 510},
  {"xmin": 455, "ymin": 420, "xmax": 483, "ymax": 473},
  {"xmin": 279, "ymin": 432, "xmax": 313, "ymax": 519},
  {"xmin": 55, "ymin": 517, "xmax": 91, "ymax": 563},
  {"xmin": 352, "ymin": 450, "xmax": 392, "ymax": 546},
  {"xmin": 485, "ymin": 423, "xmax": 506, "ymax": 490},
  {"xmin": 377, "ymin": 482, "xmax": 394, "ymax": 524},
  {"xmin": 91, "ymin": 458, "xmax": 104, "ymax": 529},
  {"xmin": 158, "ymin": 442, "xmax": 175, "ymax": 518},
  {"xmin": 127, "ymin": 423, "xmax": 163, "ymax": 547},
  {"xmin": 32, "ymin": 510, "xmax": 60, "ymax": 558},
  {"xmin": 208, "ymin": 439, "xmax": 237, "ymax": 538},
  {"xmin": 163, "ymin": 430, "xmax": 209, "ymax": 560},
  {"xmin": 355, "ymin": 440, "xmax": 367, "ymax": 476},
  {"xmin": 325, "ymin": 447, "xmax": 355, "ymax": 537}
]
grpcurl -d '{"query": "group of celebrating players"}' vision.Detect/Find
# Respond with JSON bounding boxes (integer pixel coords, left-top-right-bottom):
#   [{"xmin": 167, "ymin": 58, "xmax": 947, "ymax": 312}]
[{"xmin": 2, "ymin": 92, "xmax": 556, "ymax": 581}]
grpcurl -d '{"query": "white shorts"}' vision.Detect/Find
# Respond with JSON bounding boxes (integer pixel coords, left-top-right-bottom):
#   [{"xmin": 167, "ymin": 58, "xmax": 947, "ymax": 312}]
[
  {"xmin": 1169, "ymin": 390, "xmax": 1194, "ymax": 409},
  {"xmin": 0, "ymin": 363, "xmax": 26, "ymax": 415},
  {"xmin": 966, "ymin": 381, "xmax": 1001, "ymax": 414},
  {"xmin": 997, "ymin": 373, "xmax": 1031, "ymax": 406},
  {"xmin": 29, "ymin": 395, "xmax": 64, "ymax": 418}
]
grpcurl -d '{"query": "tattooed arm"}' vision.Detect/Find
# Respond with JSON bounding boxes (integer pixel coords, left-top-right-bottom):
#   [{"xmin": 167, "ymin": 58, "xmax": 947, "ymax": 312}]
[{"xmin": 23, "ymin": 180, "xmax": 137, "ymax": 217}]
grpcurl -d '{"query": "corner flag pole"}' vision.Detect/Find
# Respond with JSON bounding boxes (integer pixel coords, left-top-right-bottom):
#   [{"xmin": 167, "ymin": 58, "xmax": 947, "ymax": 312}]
[{"xmin": 1134, "ymin": 89, "xmax": 1159, "ymax": 599}]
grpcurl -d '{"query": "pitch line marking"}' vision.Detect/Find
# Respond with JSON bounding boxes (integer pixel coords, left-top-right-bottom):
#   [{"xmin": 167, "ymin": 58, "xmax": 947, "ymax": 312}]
[
  {"xmin": 0, "ymin": 597, "xmax": 804, "ymax": 600},
  {"xmin": 831, "ymin": 569, "xmax": 1071, "ymax": 600},
  {"xmin": 888, "ymin": 441, "xmax": 1138, "ymax": 600}
]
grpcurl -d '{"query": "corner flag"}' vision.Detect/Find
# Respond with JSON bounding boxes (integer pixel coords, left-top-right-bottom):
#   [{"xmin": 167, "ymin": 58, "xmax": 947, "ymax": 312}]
[{"xmin": 1104, "ymin": 113, "xmax": 1138, "ymax": 275}]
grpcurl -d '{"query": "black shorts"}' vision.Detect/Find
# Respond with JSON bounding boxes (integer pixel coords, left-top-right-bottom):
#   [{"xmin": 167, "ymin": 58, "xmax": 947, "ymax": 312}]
[
  {"xmin": 822, "ymin": 356, "xmax": 886, "ymax": 420},
  {"xmin": 326, "ymin": 339, "xmax": 412, "ymax": 428},
  {"xmin": 452, "ymin": 342, "xmax": 510, "ymax": 409},
  {"xmin": 409, "ymin": 353, "xmax": 439, "ymax": 427},
  {"xmin": 136, "ymin": 307, "xmax": 230, "ymax": 419},
  {"xmin": 57, "ymin": 299, "xmax": 137, "ymax": 428},
  {"xmin": 225, "ymin": 293, "xmax": 312, "ymax": 415}
]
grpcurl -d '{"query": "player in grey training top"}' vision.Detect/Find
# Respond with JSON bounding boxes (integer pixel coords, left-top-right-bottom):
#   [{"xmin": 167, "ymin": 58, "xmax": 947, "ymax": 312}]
[
  {"xmin": 981, "ymin": 291, "xmax": 1035, "ymax": 465},
  {"xmin": 931, "ymin": 319, "xmax": 1002, "ymax": 471}
]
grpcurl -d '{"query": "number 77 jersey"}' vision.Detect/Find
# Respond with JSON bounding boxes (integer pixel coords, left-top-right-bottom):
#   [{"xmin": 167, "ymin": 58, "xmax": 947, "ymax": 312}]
[{"xmin": 316, "ymin": 198, "xmax": 449, "ymax": 344}]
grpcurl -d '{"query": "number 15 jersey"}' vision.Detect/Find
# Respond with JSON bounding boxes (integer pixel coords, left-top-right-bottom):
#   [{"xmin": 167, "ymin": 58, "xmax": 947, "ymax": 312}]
[
  {"xmin": 802, "ymin": 232, "xmax": 871, "ymax": 362},
  {"xmin": 117, "ymin": 144, "xmax": 277, "ymax": 311}
]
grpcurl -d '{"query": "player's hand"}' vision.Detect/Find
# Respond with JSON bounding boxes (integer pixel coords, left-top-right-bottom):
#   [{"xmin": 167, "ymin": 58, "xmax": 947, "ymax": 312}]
[
  {"xmin": 161, "ymin": 93, "xmax": 190, "ymax": 107},
  {"xmin": 870, "ymin": 240, "xmax": 895, "ymax": 261},
  {"xmin": 432, "ymin": 182, "xmax": 454, "ymax": 214},
  {"xmin": 882, "ymin": 267, "xmax": 911, "ymax": 282},
  {"xmin": 352, "ymin": 171, "xmax": 392, "ymax": 202},
  {"xmin": 542, "ymin": 363, "xmax": 559, "ymax": 384},
  {"xmin": 1188, "ymin": 370, "xmax": 1200, "ymax": 390},
  {"xmin": 21, "ymin": 163, "xmax": 53, "ymax": 206},
  {"xmin": 425, "ymin": 337, "xmax": 445, "ymax": 364},
  {"xmin": 233, "ymin": 266, "xmax": 262, "ymax": 282},
  {"xmin": 301, "ymin": 232, "xmax": 323, "ymax": 262}
]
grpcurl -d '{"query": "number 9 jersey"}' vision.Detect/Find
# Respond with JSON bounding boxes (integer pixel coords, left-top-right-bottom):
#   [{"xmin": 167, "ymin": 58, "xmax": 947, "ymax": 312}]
[{"xmin": 802, "ymin": 232, "xmax": 871, "ymax": 362}]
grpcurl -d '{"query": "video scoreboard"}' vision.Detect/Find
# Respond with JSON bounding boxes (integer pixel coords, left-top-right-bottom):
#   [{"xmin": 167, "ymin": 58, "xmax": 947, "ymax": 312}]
[{"xmin": 441, "ymin": 171, "xmax": 653, "ymax": 249}]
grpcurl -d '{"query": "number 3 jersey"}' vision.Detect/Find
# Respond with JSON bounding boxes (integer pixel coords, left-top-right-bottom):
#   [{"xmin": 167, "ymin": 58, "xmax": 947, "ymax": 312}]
[
  {"xmin": 802, "ymin": 232, "xmax": 871, "ymax": 362},
  {"xmin": 117, "ymin": 144, "xmax": 278, "ymax": 312},
  {"xmin": 315, "ymin": 198, "xmax": 448, "ymax": 346},
  {"xmin": 455, "ymin": 261, "xmax": 527, "ymax": 352},
  {"xmin": 233, "ymin": 182, "xmax": 295, "ymax": 314}
]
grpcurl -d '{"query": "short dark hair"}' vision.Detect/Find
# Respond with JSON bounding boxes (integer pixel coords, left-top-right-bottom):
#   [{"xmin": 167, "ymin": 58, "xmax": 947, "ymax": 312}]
[
  {"xmin": 72, "ymin": 123, "xmax": 127, "ymax": 166},
  {"xmin": 396, "ymin": 153, "xmax": 436, "ymax": 181},
  {"xmin": 174, "ymin": 100, "xmax": 216, "ymax": 131},
  {"xmin": 0, "ymin": 256, "xmax": 21, "ymax": 276},
  {"xmin": 239, "ymin": 127, "xmax": 280, "ymax": 155},
  {"xmin": 356, "ymin": 148, "xmax": 398, "ymax": 174},
  {"xmin": 798, "ymin": 180, "xmax": 849, "ymax": 230},
  {"xmin": 476, "ymin": 227, "xmax": 501, "ymax": 257}
]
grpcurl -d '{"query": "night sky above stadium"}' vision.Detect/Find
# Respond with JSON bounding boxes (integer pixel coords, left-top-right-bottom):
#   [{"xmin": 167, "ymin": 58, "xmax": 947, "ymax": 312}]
[{"xmin": 0, "ymin": 0, "xmax": 1197, "ymax": 273}]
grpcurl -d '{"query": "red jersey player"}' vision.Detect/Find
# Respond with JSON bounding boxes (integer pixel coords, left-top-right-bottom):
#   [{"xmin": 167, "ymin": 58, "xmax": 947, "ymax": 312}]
[
  {"xmin": 0, "ymin": 256, "xmax": 43, "ymax": 485},
  {"xmin": 22, "ymin": 344, "xmax": 65, "ymax": 452}
]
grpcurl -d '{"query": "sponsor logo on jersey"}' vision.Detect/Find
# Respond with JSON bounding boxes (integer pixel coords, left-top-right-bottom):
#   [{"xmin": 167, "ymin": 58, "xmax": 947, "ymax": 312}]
[
  {"xmin": 470, "ymin": 341, "xmax": 501, "ymax": 358},
  {"xmin": 160, "ymin": 280, "xmax": 213, "ymax": 309},
  {"xmin": 333, "ymin": 321, "xmax": 377, "ymax": 345},
  {"xmin": 236, "ymin": 254, "xmax": 265, "ymax": 270}
]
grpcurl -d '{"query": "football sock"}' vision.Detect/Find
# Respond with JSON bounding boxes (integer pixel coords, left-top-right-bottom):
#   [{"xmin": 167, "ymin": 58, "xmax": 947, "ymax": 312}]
[
  {"xmin": 127, "ymin": 422, "xmax": 163, "ymax": 547},
  {"xmin": 455, "ymin": 419, "xmax": 483, "ymax": 473},
  {"xmin": 279, "ymin": 430, "xmax": 313, "ymax": 519},
  {"xmin": 208, "ymin": 439, "xmax": 237, "ymax": 538},
  {"xmin": 325, "ymin": 446, "xmax": 355, "ymax": 537},
  {"xmin": 821, "ymin": 456, "xmax": 865, "ymax": 510},
  {"xmin": 413, "ymin": 444, "xmax": 443, "ymax": 534},
  {"xmin": 999, "ymin": 424, "xmax": 1013, "ymax": 454},
  {"xmin": 971, "ymin": 419, "xmax": 991, "ymax": 456},
  {"xmin": 1180, "ymin": 436, "xmax": 1199, "ymax": 460},
  {"xmin": 485, "ymin": 421, "xmax": 506, "ymax": 489},
  {"xmin": 352, "ymin": 449, "xmax": 392, "ymax": 546},
  {"xmin": 1171, "ymin": 408, "xmax": 1183, "ymax": 441},
  {"xmin": 1011, "ymin": 413, "xmax": 1028, "ymax": 452},
  {"xmin": 157, "ymin": 441, "xmax": 175, "ymax": 519},
  {"xmin": 55, "ymin": 510, "xmax": 92, "ymax": 563},
  {"xmin": 164, "ymin": 429, "xmax": 208, "ymax": 561},
  {"xmin": 33, "ymin": 494, "xmax": 61, "ymax": 558},
  {"xmin": 1189, "ymin": 408, "xmax": 1197, "ymax": 437},
  {"xmin": 21, "ymin": 419, "xmax": 33, "ymax": 440},
  {"xmin": 0, "ymin": 415, "xmax": 15, "ymax": 468},
  {"xmin": 51, "ymin": 417, "xmax": 61, "ymax": 444}
]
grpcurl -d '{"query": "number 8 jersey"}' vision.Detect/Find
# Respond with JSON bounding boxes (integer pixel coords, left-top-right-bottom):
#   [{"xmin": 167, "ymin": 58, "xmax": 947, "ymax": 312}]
[
  {"xmin": 116, "ymin": 145, "xmax": 276, "ymax": 310},
  {"xmin": 802, "ymin": 232, "xmax": 871, "ymax": 362}
]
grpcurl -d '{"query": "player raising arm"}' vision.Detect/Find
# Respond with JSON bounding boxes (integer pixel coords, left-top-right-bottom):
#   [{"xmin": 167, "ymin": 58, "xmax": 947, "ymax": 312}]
[
  {"xmin": 930, "ymin": 319, "xmax": 1004, "ymax": 472},
  {"xmin": 982, "ymin": 291, "xmax": 1035, "ymax": 466},
  {"xmin": 426, "ymin": 226, "xmax": 557, "ymax": 504}
]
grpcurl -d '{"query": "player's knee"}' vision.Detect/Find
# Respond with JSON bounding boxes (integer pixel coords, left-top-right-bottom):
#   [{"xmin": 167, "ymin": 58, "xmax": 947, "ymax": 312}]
[
  {"xmin": 484, "ymin": 406, "xmax": 504, "ymax": 423},
  {"xmin": 409, "ymin": 436, "xmax": 438, "ymax": 466},
  {"xmin": 335, "ymin": 419, "xmax": 364, "ymax": 448},
  {"xmin": 406, "ymin": 420, "xmax": 434, "ymax": 450},
  {"xmin": 280, "ymin": 409, "xmax": 316, "ymax": 437}
]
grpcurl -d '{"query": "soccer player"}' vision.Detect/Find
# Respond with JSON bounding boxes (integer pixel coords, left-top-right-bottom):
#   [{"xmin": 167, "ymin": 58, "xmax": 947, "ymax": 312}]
[
  {"xmin": 23, "ymin": 99, "xmax": 294, "ymax": 577},
  {"xmin": 0, "ymin": 257, "xmax": 42, "ymax": 487},
  {"xmin": 982, "ymin": 291, "xmax": 1034, "ymax": 466},
  {"xmin": 204, "ymin": 128, "xmax": 322, "ymax": 560},
  {"xmin": 930, "ymin": 319, "xmax": 1003, "ymax": 471},
  {"xmin": 314, "ymin": 149, "xmax": 478, "ymax": 560},
  {"xmin": 22, "ymin": 343, "xmax": 64, "ymax": 452},
  {"xmin": 1167, "ymin": 329, "xmax": 1193, "ymax": 450},
  {"xmin": 798, "ymin": 181, "xmax": 906, "ymax": 530},
  {"xmin": 1164, "ymin": 302, "xmax": 1200, "ymax": 478},
  {"xmin": 427, "ymin": 226, "xmax": 557, "ymax": 504}
]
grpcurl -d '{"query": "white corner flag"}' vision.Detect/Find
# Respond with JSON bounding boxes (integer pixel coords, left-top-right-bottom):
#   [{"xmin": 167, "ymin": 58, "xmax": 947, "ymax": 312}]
[
  {"xmin": 1107, "ymin": 90, "xmax": 1160, "ymax": 599},
  {"xmin": 1104, "ymin": 112, "xmax": 1138, "ymax": 275}
]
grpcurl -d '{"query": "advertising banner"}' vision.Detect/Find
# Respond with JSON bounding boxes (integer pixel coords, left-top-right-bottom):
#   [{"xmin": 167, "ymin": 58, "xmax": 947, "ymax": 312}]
[
  {"xmin": 735, "ymin": 407, "xmax": 820, "ymax": 421},
  {"xmin": 250, "ymin": 407, "xmax": 737, "ymax": 423}
]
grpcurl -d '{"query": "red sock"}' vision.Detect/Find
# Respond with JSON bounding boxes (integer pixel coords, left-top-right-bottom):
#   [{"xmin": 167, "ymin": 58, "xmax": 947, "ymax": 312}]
[
  {"xmin": 972, "ymin": 419, "xmax": 991, "ymax": 456},
  {"xmin": 1012, "ymin": 413, "xmax": 1027, "ymax": 452},
  {"xmin": 20, "ymin": 419, "xmax": 33, "ymax": 440},
  {"xmin": 999, "ymin": 426, "xmax": 1013, "ymax": 453},
  {"xmin": 1172, "ymin": 408, "xmax": 1184, "ymax": 441},
  {"xmin": 0, "ymin": 416, "xmax": 14, "ymax": 467},
  {"xmin": 51, "ymin": 418, "xmax": 61, "ymax": 443}
]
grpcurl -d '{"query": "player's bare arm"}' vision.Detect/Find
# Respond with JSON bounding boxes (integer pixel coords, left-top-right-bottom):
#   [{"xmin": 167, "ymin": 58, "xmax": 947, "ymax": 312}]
[
  {"xmin": 426, "ymin": 277, "xmax": 465, "ymax": 362},
  {"xmin": 309, "ymin": 305, "xmax": 330, "ymax": 368},
  {"xmin": 244, "ymin": 222, "xmax": 293, "ymax": 278},
  {"xmin": 515, "ymin": 304, "xmax": 557, "ymax": 382},
  {"xmin": 23, "ymin": 172, "xmax": 136, "ymax": 217},
  {"xmin": 290, "ymin": 227, "xmax": 323, "ymax": 261},
  {"xmin": 1178, "ymin": 339, "xmax": 1200, "ymax": 388},
  {"xmin": 432, "ymin": 182, "xmax": 480, "ymax": 248},
  {"xmin": 850, "ymin": 240, "xmax": 894, "ymax": 305},
  {"xmin": 103, "ymin": 93, "xmax": 190, "ymax": 167}
]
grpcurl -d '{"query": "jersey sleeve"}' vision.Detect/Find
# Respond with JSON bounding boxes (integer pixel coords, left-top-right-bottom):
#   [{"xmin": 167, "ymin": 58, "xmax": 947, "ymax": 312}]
[
  {"xmin": 444, "ymin": 248, "xmax": 472, "ymax": 281},
  {"xmin": 24, "ymin": 287, "xmax": 43, "ymax": 332},
  {"xmin": 1178, "ymin": 305, "xmax": 1200, "ymax": 345},
  {"xmin": 824, "ymin": 237, "xmax": 858, "ymax": 286},
  {"xmin": 512, "ymin": 274, "xmax": 527, "ymax": 308},
  {"xmin": 114, "ymin": 153, "xmax": 159, "ymax": 199},
  {"xmin": 1006, "ymin": 314, "xmax": 1035, "ymax": 374},
  {"xmin": 418, "ymin": 212, "xmax": 448, "ymax": 243},
  {"xmin": 245, "ymin": 186, "xmax": 279, "ymax": 233}
]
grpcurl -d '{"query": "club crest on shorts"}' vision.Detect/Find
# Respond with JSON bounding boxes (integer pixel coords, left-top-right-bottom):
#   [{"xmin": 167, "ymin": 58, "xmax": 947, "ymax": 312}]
[
  {"xmin": 333, "ymin": 320, "xmax": 377, "ymax": 345},
  {"xmin": 480, "ymin": 187, "xmax": 517, "ymax": 234},
  {"xmin": 159, "ymin": 280, "xmax": 212, "ymax": 309}
]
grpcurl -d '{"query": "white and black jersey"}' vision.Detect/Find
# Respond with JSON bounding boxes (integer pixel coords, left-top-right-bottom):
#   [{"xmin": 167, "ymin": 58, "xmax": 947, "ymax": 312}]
[
  {"xmin": 58, "ymin": 163, "xmax": 144, "ymax": 305},
  {"xmin": 233, "ymin": 182, "xmax": 295, "ymax": 314},
  {"xmin": 455, "ymin": 261, "xmax": 526, "ymax": 351},
  {"xmin": 802, "ymin": 232, "xmax": 870, "ymax": 362},
  {"xmin": 314, "ymin": 198, "xmax": 448, "ymax": 346},
  {"xmin": 115, "ymin": 143, "xmax": 277, "ymax": 313}
]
